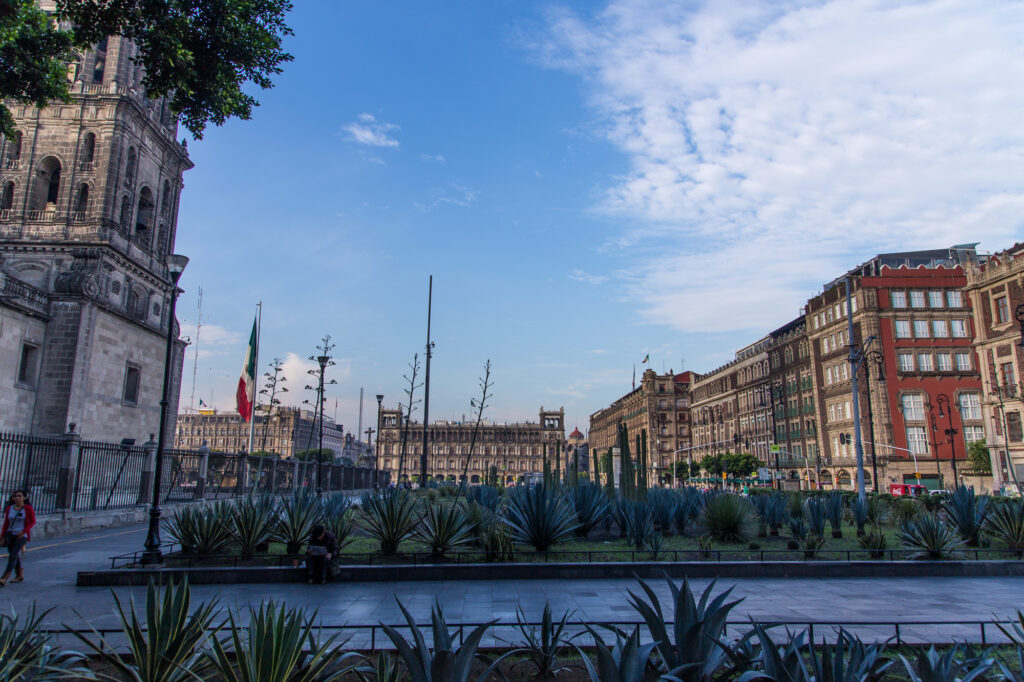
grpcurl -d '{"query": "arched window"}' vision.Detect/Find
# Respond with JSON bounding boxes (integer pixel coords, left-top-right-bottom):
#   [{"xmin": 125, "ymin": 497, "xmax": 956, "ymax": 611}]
[
  {"xmin": 126, "ymin": 288, "xmax": 139, "ymax": 319},
  {"xmin": 125, "ymin": 147, "xmax": 136, "ymax": 185},
  {"xmin": 135, "ymin": 186, "xmax": 154, "ymax": 244},
  {"xmin": 92, "ymin": 38, "xmax": 107, "ymax": 83},
  {"xmin": 81, "ymin": 133, "xmax": 95, "ymax": 164},
  {"xmin": 1, "ymin": 182, "xmax": 13, "ymax": 211},
  {"xmin": 119, "ymin": 195, "xmax": 131, "ymax": 229},
  {"xmin": 4, "ymin": 132, "xmax": 21, "ymax": 163},
  {"xmin": 74, "ymin": 184, "xmax": 89, "ymax": 214},
  {"xmin": 32, "ymin": 157, "xmax": 62, "ymax": 211}
]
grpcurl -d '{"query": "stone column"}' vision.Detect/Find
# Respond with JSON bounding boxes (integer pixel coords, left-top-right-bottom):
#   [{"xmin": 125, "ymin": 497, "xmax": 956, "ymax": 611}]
[
  {"xmin": 292, "ymin": 459, "xmax": 300, "ymax": 493},
  {"xmin": 56, "ymin": 424, "xmax": 82, "ymax": 511},
  {"xmin": 195, "ymin": 444, "xmax": 209, "ymax": 499},
  {"xmin": 268, "ymin": 457, "xmax": 278, "ymax": 493},
  {"xmin": 234, "ymin": 455, "xmax": 247, "ymax": 496},
  {"xmin": 138, "ymin": 433, "xmax": 157, "ymax": 506}
]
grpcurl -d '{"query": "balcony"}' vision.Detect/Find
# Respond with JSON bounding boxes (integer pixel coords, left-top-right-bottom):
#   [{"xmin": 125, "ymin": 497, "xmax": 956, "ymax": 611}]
[
  {"xmin": 25, "ymin": 210, "xmax": 57, "ymax": 222},
  {"xmin": 3, "ymin": 160, "xmax": 18, "ymax": 170},
  {"xmin": 78, "ymin": 162, "xmax": 94, "ymax": 172}
]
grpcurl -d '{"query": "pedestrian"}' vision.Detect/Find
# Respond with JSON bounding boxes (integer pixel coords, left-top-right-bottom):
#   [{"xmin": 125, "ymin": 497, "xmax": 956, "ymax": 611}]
[
  {"xmin": 0, "ymin": 490, "xmax": 35, "ymax": 586},
  {"xmin": 305, "ymin": 524, "xmax": 336, "ymax": 585}
]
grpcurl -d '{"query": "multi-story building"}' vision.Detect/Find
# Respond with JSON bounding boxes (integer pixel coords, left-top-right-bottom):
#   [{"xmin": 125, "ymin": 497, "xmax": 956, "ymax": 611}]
[
  {"xmin": 689, "ymin": 365, "xmax": 740, "ymax": 477},
  {"xmin": 588, "ymin": 370, "xmax": 691, "ymax": 485},
  {"xmin": 964, "ymin": 243, "xmax": 1024, "ymax": 492},
  {"xmin": 1, "ymin": 31, "xmax": 191, "ymax": 440},
  {"xmin": 175, "ymin": 406, "xmax": 347, "ymax": 459},
  {"xmin": 766, "ymin": 317, "xmax": 818, "ymax": 486},
  {"xmin": 806, "ymin": 246, "xmax": 985, "ymax": 491},
  {"xmin": 377, "ymin": 407, "xmax": 565, "ymax": 484}
]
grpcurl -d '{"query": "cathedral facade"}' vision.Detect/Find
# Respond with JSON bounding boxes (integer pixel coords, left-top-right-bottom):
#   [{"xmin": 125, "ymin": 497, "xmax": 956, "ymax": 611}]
[{"xmin": 0, "ymin": 32, "xmax": 191, "ymax": 441}]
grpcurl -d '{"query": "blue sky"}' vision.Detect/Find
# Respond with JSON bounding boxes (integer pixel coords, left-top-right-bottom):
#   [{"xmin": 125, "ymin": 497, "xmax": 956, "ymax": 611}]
[{"xmin": 174, "ymin": 0, "xmax": 1024, "ymax": 439}]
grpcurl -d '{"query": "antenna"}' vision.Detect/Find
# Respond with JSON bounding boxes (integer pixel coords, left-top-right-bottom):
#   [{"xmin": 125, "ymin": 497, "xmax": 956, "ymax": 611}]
[
  {"xmin": 358, "ymin": 387, "xmax": 364, "ymax": 438},
  {"xmin": 188, "ymin": 287, "xmax": 203, "ymax": 411}
]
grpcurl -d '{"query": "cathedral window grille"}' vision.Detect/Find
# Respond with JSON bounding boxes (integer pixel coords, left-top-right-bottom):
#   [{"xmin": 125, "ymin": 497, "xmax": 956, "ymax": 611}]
[
  {"xmin": 1, "ymin": 181, "xmax": 13, "ymax": 211},
  {"xmin": 4, "ymin": 132, "xmax": 21, "ymax": 167},
  {"xmin": 125, "ymin": 148, "xmax": 137, "ymax": 187},
  {"xmin": 81, "ymin": 133, "xmax": 95, "ymax": 164},
  {"xmin": 32, "ymin": 157, "xmax": 62, "ymax": 211},
  {"xmin": 74, "ymin": 184, "xmax": 89, "ymax": 214},
  {"xmin": 135, "ymin": 186, "xmax": 155, "ymax": 246},
  {"xmin": 119, "ymin": 195, "xmax": 131, "ymax": 229}
]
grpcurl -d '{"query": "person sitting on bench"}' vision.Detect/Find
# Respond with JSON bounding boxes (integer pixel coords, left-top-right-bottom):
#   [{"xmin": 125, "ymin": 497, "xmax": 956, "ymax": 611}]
[{"xmin": 305, "ymin": 525, "xmax": 336, "ymax": 584}]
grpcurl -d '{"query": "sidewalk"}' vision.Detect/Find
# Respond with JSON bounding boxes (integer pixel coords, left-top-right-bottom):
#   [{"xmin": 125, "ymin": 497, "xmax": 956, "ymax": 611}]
[{"xmin": 0, "ymin": 521, "xmax": 1021, "ymax": 646}]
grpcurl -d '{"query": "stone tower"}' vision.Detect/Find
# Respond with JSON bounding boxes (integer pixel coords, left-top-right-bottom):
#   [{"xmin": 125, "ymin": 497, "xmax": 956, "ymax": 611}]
[{"xmin": 0, "ymin": 26, "xmax": 192, "ymax": 441}]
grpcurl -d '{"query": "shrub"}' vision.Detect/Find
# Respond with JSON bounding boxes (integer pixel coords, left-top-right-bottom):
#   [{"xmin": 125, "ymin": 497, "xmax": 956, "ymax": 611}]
[
  {"xmin": 646, "ymin": 488, "xmax": 676, "ymax": 536},
  {"xmin": 481, "ymin": 520, "xmax": 515, "ymax": 562},
  {"xmin": 165, "ymin": 503, "xmax": 232, "ymax": 556},
  {"xmin": 983, "ymin": 497, "xmax": 1024, "ymax": 555},
  {"xmin": 272, "ymin": 489, "xmax": 323, "ymax": 555},
  {"xmin": 893, "ymin": 497, "xmax": 919, "ymax": 526},
  {"xmin": 672, "ymin": 488, "xmax": 702, "ymax": 535},
  {"xmin": 785, "ymin": 514, "xmax": 808, "ymax": 549},
  {"xmin": 808, "ymin": 628, "xmax": 894, "ymax": 681},
  {"xmin": 802, "ymin": 534, "xmax": 825, "ymax": 559},
  {"xmin": 413, "ymin": 503, "xmax": 474, "ymax": 556},
  {"xmin": 73, "ymin": 580, "xmax": 218, "ymax": 682},
  {"xmin": 858, "ymin": 526, "xmax": 888, "ymax": 558},
  {"xmin": 942, "ymin": 486, "xmax": 990, "ymax": 547},
  {"xmin": 503, "ymin": 483, "xmax": 578, "ymax": 552},
  {"xmin": 627, "ymin": 576, "xmax": 742, "ymax": 681},
  {"xmin": 362, "ymin": 488, "xmax": 421, "ymax": 553},
  {"xmin": 698, "ymin": 494, "xmax": 758, "ymax": 544},
  {"xmin": 513, "ymin": 602, "xmax": 579, "ymax": 679},
  {"xmin": 825, "ymin": 492, "xmax": 844, "ymax": 538},
  {"xmin": 569, "ymin": 481, "xmax": 611, "ymax": 537},
  {"xmin": 804, "ymin": 498, "xmax": 827, "ymax": 537},
  {"xmin": 207, "ymin": 601, "xmax": 368, "ymax": 681},
  {"xmin": 578, "ymin": 625, "xmax": 657, "ymax": 682},
  {"xmin": 466, "ymin": 484, "xmax": 500, "ymax": 511},
  {"xmin": 898, "ymin": 645, "xmax": 994, "ymax": 681},
  {"xmin": 897, "ymin": 512, "xmax": 964, "ymax": 560},
  {"xmin": 0, "ymin": 606, "xmax": 91, "ymax": 680},
  {"xmin": 764, "ymin": 494, "xmax": 789, "ymax": 536},
  {"xmin": 620, "ymin": 499, "xmax": 654, "ymax": 550},
  {"xmin": 229, "ymin": 496, "xmax": 276, "ymax": 559}
]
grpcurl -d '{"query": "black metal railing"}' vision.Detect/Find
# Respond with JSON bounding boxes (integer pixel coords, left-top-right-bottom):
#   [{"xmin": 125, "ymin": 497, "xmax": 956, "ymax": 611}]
[
  {"xmin": 0, "ymin": 432, "xmax": 65, "ymax": 514},
  {"xmin": 75, "ymin": 441, "xmax": 149, "ymax": 511}
]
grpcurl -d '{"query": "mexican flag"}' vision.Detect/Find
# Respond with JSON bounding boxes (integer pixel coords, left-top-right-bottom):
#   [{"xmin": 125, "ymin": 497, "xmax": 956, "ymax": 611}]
[{"xmin": 236, "ymin": 318, "xmax": 257, "ymax": 422}]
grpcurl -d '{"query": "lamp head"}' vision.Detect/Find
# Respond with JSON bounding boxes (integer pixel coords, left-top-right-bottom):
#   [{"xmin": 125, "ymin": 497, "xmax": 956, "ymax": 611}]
[
  {"xmin": 376, "ymin": 394, "xmax": 383, "ymax": 404},
  {"xmin": 317, "ymin": 355, "xmax": 329, "ymax": 369},
  {"xmin": 166, "ymin": 254, "xmax": 189, "ymax": 284}
]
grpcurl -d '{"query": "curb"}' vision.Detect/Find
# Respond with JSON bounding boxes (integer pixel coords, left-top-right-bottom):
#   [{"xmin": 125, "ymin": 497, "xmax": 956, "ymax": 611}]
[{"xmin": 77, "ymin": 559, "xmax": 1024, "ymax": 586}]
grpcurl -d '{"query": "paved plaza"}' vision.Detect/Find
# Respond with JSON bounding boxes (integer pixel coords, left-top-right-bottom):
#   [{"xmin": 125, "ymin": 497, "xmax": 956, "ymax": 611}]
[{"xmin": 1, "ymin": 522, "xmax": 1022, "ymax": 647}]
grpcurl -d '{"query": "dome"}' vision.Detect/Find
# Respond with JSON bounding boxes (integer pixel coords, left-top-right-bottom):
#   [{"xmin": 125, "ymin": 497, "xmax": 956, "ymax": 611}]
[{"xmin": 569, "ymin": 427, "xmax": 584, "ymax": 439}]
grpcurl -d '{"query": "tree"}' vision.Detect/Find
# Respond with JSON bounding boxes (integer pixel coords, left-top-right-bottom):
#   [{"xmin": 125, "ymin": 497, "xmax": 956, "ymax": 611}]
[
  {"xmin": 722, "ymin": 452, "xmax": 760, "ymax": 478},
  {"xmin": 700, "ymin": 454, "xmax": 724, "ymax": 477},
  {"xmin": 294, "ymin": 448, "xmax": 333, "ymax": 463},
  {"xmin": 457, "ymin": 359, "xmax": 493, "ymax": 497},
  {"xmin": 966, "ymin": 440, "xmax": 992, "ymax": 474},
  {"xmin": 396, "ymin": 353, "xmax": 422, "ymax": 483},
  {"xmin": 1, "ymin": 0, "xmax": 294, "ymax": 139},
  {"xmin": 671, "ymin": 460, "xmax": 691, "ymax": 481},
  {"xmin": 258, "ymin": 357, "xmax": 287, "ymax": 453}
]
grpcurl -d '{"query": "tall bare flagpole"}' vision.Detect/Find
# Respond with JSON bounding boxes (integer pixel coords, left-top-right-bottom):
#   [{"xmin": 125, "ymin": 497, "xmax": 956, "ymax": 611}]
[
  {"xmin": 420, "ymin": 276, "xmax": 433, "ymax": 485},
  {"xmin": 246, "ymin": 302, "xmax": 262, "ymax": 456}
]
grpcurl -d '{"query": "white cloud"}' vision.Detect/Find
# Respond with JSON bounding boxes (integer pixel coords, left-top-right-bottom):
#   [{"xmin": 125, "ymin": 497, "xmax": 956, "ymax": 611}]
[
  {"xmin": 277, "ymin": 352, "xmax": 353, "ymax": 410},
  {"xmin": 420, "ymin": 153, "xmax": 447, "ymax": 163},
  {"xmin": 413, "ymin": 183, "xmax": 480, "ymax": 211},
  {"xmin": 568, "ymin": 268, "xmax": 608, "ymax": 285},
  {"xmin": 342, "ymin": 113, "xmax": 400, "ymax": 148},
  {"xmin": 179, "ymin": 322, "xmax": 243, "ymax": 349},
  {"xmin": 542, "ymin": 0, "xmax": 1024, "ymax": 333}
]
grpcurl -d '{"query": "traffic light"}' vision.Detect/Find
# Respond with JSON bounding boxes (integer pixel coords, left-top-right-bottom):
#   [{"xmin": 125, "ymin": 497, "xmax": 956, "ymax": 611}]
[{"xmin": 839, "ymin": 433, "xmax": 846, "ymax": 445}]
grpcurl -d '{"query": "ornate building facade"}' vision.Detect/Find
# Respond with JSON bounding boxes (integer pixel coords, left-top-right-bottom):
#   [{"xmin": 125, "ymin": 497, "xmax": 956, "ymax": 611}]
[
  {"xmin": 0, "ymin": 28, "xmax": 191, "ymax": 441},
  {"xmin": 588, "ymin": 370, "xmax": 692, "ymax": 485},
  {"xmin": 964, "ymin": 243, "xmax": 1024, "ymax": 492},
  {"xmin": 174, "ymin": 407, "xmax": 350, "ymax": 461}
]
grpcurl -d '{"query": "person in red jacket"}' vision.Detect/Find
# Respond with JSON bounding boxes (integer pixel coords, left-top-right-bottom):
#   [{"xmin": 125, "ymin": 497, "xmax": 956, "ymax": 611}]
[{"xmin": 0, "ymin": 490, "xmax": 35, "ymax": 585}]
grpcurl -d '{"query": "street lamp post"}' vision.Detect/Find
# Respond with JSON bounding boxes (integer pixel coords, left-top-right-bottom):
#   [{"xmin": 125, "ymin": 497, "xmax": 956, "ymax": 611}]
[
  {"xmin": 142, "ymin": 253, "xmax": 189, "ymax": 565},
  {"xmin": 936, "ymin": 393, "xmax": 959, "ymax": 489},
  {"xmin": 928, "ymin": 407, "xmax": 944, "ymax": 490},
  {"xmin": 306, "ymin": 336, "xmax": 336, "ymax": 496},
  {"xmin": 863, "ymin": 349, "xmax": 885, "ymax": 492}
]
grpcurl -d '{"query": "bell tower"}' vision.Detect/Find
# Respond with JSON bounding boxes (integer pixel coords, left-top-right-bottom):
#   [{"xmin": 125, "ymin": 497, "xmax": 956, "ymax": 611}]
[{"xmin": 0, "ymin": 23, "xmax": 193, "ymax": 440}]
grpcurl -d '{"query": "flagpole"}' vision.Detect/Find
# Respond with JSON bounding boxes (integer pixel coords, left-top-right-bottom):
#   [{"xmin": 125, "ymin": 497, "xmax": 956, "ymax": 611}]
[{"xmin": 247, "ymin": 302, "xmax": 262, "ymax": 456}]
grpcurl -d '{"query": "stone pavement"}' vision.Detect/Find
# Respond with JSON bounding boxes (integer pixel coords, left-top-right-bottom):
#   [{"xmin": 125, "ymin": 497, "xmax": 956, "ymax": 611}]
[{"xmin": 1, "ymin": 521, "xmax": 1022, "ymax": 646}]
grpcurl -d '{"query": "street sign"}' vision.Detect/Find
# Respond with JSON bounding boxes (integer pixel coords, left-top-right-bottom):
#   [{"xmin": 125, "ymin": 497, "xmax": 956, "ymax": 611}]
[{"xmin": 770, "ymin": 445, "xmax": 781, "ymax": 452}]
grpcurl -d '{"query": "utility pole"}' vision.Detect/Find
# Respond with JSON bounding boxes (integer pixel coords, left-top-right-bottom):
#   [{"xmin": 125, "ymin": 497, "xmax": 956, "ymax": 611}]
[{"xmin": 421, "ymin": 275, "xmax": 434, "ymax": 485}]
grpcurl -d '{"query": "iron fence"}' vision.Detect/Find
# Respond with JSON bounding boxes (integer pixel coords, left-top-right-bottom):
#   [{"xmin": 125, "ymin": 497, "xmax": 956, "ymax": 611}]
[
  {"xmin": 0, "ymin": 431, "xmax": 388, "ymax": 516},
  {"xmin": 75, "ymin": 441, "xmax": 149, "ymax": 511},
  {"xmin": 0, "ymin": 432, "xmax": 64, "ymax": 514}
]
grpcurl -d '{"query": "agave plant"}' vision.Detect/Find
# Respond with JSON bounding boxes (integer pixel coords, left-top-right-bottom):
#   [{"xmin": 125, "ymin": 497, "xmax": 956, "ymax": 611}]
[
  {"xmin": 577, "ymin": 626, "xmax": 657, "ymax": 682},
  {"xmin": 207, "ymin": 601, "xmax": 369, "ymax": 682},
  {"xmin": 320, "ymin": 492, "xmax": 353, "ymax": 520},
  {"xmin": 503, "ymin": 483, "xmax": 579, "ymax": 552},
  {"xmin": 229, "ymin": 496, "xmax": 276, "ymax": 559},
  {"xmin": 802, "ymin": 534, "xmax": 825, "ymax": 559},
  {"xmin": 984, "ymin": 497, "xmax": 1024, "ymax": 555},
  {"xmin": 380, "ymin": 598, "xmax": 511, "ymax": 682},
  {"xmin": 413, "ymin": 503, "xmax": 475, "ymax": 556},
  {"xmin": 164, "ymin": 503, "xmax": 233, "ymax": 556},
  {"xmin": 672, "ymin": 488, "xmax": 702, "ymax": 535},
  {"xmin": 764, "ymin": 494, "xmax": 789, "ymax": 537},
  {"xmin": 698, "ymin": 494, "xmax": 758, "ymax": 544},
  {"xmin": 893, "ymin": 497, "xmax": 919, "ymax": 526},
  {"xmin": 858, "ymin": 526, "xmax": 887, "ymax": 558},
  {"xmin": 620, "ymin": 500, "xmax": 654, "ymax": 550},
  {"xmin": 481, "ymin": 520, "xmax": 515, "ymax": 562},
  {"xmin": 825, "ymin": 492, "xmax": 844, "ymax": 538},
  {"xmin": 512, "ymin": 602, "xmax": 579, "ymax": 679},
  {"xmin": 372, "ymin": 652, "xmax": 403, "ymax": 682},
  {"xmin": 362, "ymin": 488, "xmax": 420, "ymax": 553},
  {"xmin": 943, "ymin": 485, "xmax": 990, "ymax": 547},
  {"xmin": 805, "ymin": 628, "xmax": 894, "ymax": 681},
  {"xmin": 460, "ymin": 501, "xmax": 496, "ymax": 540},
  {"xmin": 273, "ymin": 490, "xmax": 324, "ymax": 555},
  {"xmin": 745, "ymin": 623, "xmax": 810, "ymax": 681},
  {"xmin": 897, "ymin": 512, "xmax": 964, "ymax": 560},
  {"xmin": 627, "ymin": 576, "xmax": 742, "ymax": 681},
  {"xmin": 0, "ymin": 606, "xmax": 91, "ymax": 680},
  {"xmin": 72, "ymin": 579, "xmax": 219, "ymax": 682},
  {"xmin": 466, "ymin": 484, "xmax": 500, "ymax": 511},
  {"xmin": 643, "ymin": 532, "xmax": 665, "ymax": 560},
  {"xmin": 570, "ymin": 481, "xmax": 611, "ymax": 537},
  {"xmin": 647, "ymin": 488, "xmax": 677, "ymax": 536},
  {"xmin": 804, "ymin": 498, "xmax": 827, "ymax": 537},
  {"xmin": 898, "ymin": 645, "xmax": 994, "ymax": 682},
  {"xmin": 785, "ymin": 514, "xmax": 808, "ymax": 550}
]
